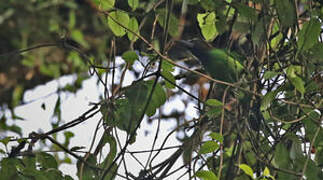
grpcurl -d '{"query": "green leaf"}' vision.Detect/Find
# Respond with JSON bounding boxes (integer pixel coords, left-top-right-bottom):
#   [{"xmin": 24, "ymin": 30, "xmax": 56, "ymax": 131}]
[
  {"xmin": 128, "ymin": 0, "xmax": 139, "ymax": 10},
  {"xmin": 297, "ymin": 18, "xmax": 321, "ymax": 51},
  {"xmin": 0, "ymin": 158, "xmax": 19, "ymax": 179},
  {"xmin": 157, "ymin": 9, "xmax": 179, "ymax": 37},
  {"xmin": 197, "ymin": 12, "xmax": 218, "ymax": 41},
  {"xmin": 36, "ymin": 152, "xmax": 58, "ymax": 169},
  {"xmin": 93, "ymin": 0, "xmax": 115, "ymax": 10},
  {"xmin": 286, "ymin": 65, "xmax": 305, "ymax": 95},
  {"xmin": 232, "ymin": 2, "xmax": 257, "ymax": 22},
  {"xmin": 127, "ymin": 17, "xmax": 139, "ymax": 41},
  {"xmin": 263, "ymin": 71, "xmax": 281, "ymax": 80},
  {"xmin": 77, "ymin": 154, "xmax": 98, "ymax": 179},
  {"xmin": 239, "ymin": 164, "xmax": 254, "ymax": 179},
  {"xmin": 274, "ymin": 0, "xmax": 296, "ymax": 28},
  {"xmin": 252, "ymin": 20, "xmax": 265, "ymax": 46},
  {"xmin": 107, "ymin": 11, "xmax": 130, "ymax": 37},
  {"xmin": 146, "ymin": 81, "xmax": 167, "ymax": 116},
  {"xmin": 100, "ymin": 134, "xmax": 118, "ymax": 179},
  {"xmin": 199, "ymin": 140, "xmax": 219, "ymax": 154},
  {"xmin": 68, "ymin": 11, "xmax": 76, "ymax": 29},
  {"xmin": 71, "ymin": 29, "xmax": 89, "ymax": 48},
  {"xmin": 195, "ymin": 170, "xmax": 218, "ymax": 180},
  {"xmin": 12, "ymin": 85, "xmax": 23, "ymax": 107},
  {"xmin": 161, "ymin": 70, "xmax": 176, "ymax": 89},
  {"xmin": 274, "ymin": 143, "xmax": 290, "ymax": 168},
  {"xmin": 0, "ymin": 136, "xmax": 13, "ymax": 146},
  {"xmin": 122, "ymin": 50, "xmax": 138, "ymax": 65},
  {"xmin": 70, "ymin": 146, "xmax": 85, "ymax": 151},
  {"xmin": 209, "ymin": 132, "xmax": 223, "ymax": 143},
  {"xmin": 205, "ymin": 99, "xmax": 223, "ymax": 107}
]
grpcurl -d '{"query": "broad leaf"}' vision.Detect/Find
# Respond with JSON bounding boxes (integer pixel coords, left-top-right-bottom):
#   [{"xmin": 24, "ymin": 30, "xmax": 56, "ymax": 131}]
[
  {"xmin": 127, "ymin": 17, "xmax": 139, "ymax": 41},
  {"xmin": 107, "ymin": 11, "xmax": 130, "ymax": 37},
  {"xmin": 275, "ymin": 0, "xmax": 296, "ymax": 28},
  {"xmin": 195, "ymin": 170, "xmax": 218, "ymax": 180},
  {"xmin": 197, "ymin": 12, "xmax": 218, "ymax": 41},
  {"xmin": 297, "ymin": 18, "xmax": 321, "ymax": 51},
  {"xmin": 239, "ymin": 164, "xmax": 254, "ymax": 179},
  {"xmin": 199, "ymin": 140, "xmax": 219, "ymax": 154}
]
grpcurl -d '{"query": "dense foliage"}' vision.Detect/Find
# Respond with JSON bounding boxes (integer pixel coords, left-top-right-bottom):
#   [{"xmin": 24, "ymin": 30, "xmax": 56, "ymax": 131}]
[{"xmin": 0, "ymin": 0, "xmax": 322, "ymax": 179}]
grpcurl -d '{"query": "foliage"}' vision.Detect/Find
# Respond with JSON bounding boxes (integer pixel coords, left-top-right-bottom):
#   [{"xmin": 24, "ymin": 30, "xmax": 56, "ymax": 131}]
[{"xmin": 0, "ymin": 0, "xmax": 322, "ymax": 179}]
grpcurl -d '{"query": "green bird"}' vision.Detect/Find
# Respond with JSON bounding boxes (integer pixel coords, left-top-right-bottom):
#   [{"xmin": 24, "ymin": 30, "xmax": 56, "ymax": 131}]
[{"xmin": 178, "ymin": 39, "xmax": 244, "ymax": 83}]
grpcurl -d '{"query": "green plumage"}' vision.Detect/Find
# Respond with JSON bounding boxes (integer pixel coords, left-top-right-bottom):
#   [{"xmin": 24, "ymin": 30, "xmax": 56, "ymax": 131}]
[{"xmin": 178, "ymin": 39, "xmax": 244, "ymax": 83}]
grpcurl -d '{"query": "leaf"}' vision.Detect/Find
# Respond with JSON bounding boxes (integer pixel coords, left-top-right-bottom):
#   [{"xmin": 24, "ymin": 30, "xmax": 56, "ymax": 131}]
[
  {"xmin": 252, "ymin": 20, "xmax": 265, "ymax": 46},
  {"xmin": 157, "ymin": 9, "xmax": 179, "ymax": 37},
  {"xmin": 297, "ymin": 18, "xmax": 321, "ymax": 51},
  {"xmin": 239, "ymin": 164, "xmax": 254, "ymax": 179},
  {"xmin": 195, "ymin": 170, "xmax": 218, "ymax": 180},
  {"xmin": 71, "ymin": 29, "xmax": 89, "ymax": 48},
  {"xmin": 107, "ymin": 11, "xmax": 130, "ymax": 37},
  {"xmin": 12, "ymin": 85, "xmax": 23, "ymax": 107},
  {"xmin": 68, "ymin": 11, "xmax": 75, "ymax": 29},
  {"xmin": 274, "ymin": 143, "xmax": 289, "ymax": 168},
  {"xmin": 122, "ymin": 50, "xmax": 138, "ymax": 65},
  {"xmin": 263, "ymin": 71, "xmax": 281, "ymax": 80},
  {"xmin": 286, "ymin": 65, "xmax": 305, "ymax": 95},
  {"xmin": 161, "ymin": 70, "xmax": 176, "ymax": 89},
  {"xmin": 128, "ymin": 0, "xmax": 139, "ymax": 10},
  {"xmin": 93, "ymin": 0, "xmax": 115, "ymax": 10},
  {"xmin": 197, "ymin": 12, "xmax": 218, "ymax": 41},
  {"xmin": 36, "ymin": 152, "xmax": 58, "ymax": 169},
  {"xmin": 127, "ymin": 17, "xmax": 139, "ymax": 41},
  {"xmin": 0, "ymin": 136, "xmax": 13, "ymax": 146},
  {"xmin": 275, "ymin": 0, "xmax": 296, "ymax": 28},
  {"xmin": 232, "ymin": 2, "xmax": 257, "ymax": 22},
  {"xmin": 70, "ymin": 146, "xmax": 85, "ymax": 151},
  {"xmin": 0, "ymin": 158, "xmax": 20, "ymax": 179},
  {"xmin": 199, "ymin": 140, "xmax": 219, "ymax": 154},
  {"xmin": 145, "ymin": 81, "xmax": 167, "ymax": 116},
  {"xmin": 100, "ymin": 134, "xmax": 118, "ymax": 179},
  {"xmin": 77, "ymin": 154, "xmax": 98, "ymax": 179},
  {"xmin": 209, "ymin": 132, "xmax": 223, "ymax": 143},
  {"xmin": 54, "ymin": 96, "xmax": 61, "ymax": 121},
  {"xmin": 206, "ymin": 99, "xmax": 223, "ymax": 107}
]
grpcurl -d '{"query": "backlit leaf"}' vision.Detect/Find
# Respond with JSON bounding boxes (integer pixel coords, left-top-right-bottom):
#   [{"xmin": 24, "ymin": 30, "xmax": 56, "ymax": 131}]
[
  {"xmin": 197, "ymin": 12, "xmax": 218, "ymax": 41},
  {"xmin": 239, "ymin": 164, "xmax": 254, "ymax": 179}
]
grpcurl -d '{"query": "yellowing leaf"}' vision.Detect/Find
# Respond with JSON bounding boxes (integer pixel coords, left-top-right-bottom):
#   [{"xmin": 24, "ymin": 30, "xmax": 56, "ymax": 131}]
[{"xmin": 263, "ymin": 167, "xmax": 270, "ymax": 176}]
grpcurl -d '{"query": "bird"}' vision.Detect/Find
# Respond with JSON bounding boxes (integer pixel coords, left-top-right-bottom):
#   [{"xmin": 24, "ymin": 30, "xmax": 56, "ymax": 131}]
[{"xmin": 177, "ymin": 39, "xmax": 244, "ymax": 83}]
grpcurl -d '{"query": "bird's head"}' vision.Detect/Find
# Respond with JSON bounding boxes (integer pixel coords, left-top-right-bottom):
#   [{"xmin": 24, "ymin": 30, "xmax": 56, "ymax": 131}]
[{"xmin": 176, "ymin": 39, "xmax": 213, "ymax": 62}]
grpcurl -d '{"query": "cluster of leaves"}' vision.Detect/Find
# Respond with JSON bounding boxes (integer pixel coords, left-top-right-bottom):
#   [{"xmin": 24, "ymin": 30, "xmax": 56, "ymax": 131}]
[{"xmin": 0, "ymin": 0, "xmax": 322, "ymax": 180}]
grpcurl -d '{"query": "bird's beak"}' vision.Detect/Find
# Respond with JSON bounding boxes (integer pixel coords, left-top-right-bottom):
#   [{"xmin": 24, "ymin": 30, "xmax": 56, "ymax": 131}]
[{"xmin": 176, "ymin": 40, "xmax": 194, "ymax": 49}]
